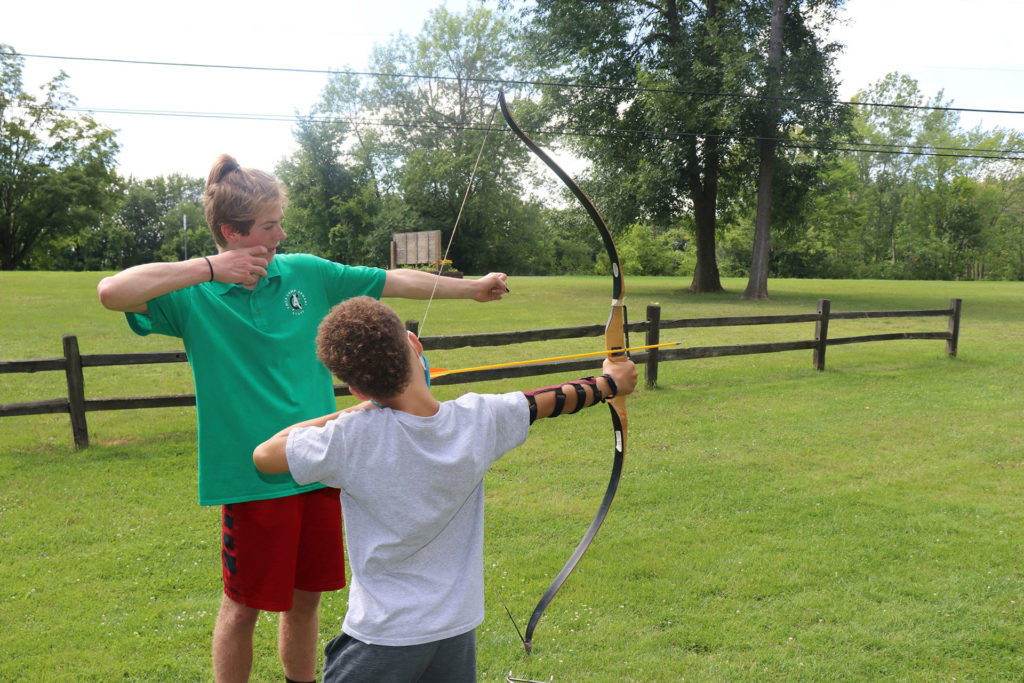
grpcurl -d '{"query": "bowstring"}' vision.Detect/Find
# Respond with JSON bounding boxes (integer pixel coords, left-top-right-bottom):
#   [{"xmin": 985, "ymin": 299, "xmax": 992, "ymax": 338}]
[
  {"xmin": 416, "ymin": 92, "xmax": 540, "ymax": 660},
  {"xmin": 490, "ymin": 571, "xmax": 527, "ymax": 647},
  {"xmin": 419, "ymin": 97, "xmax": 500, "ymax": 337},
  {"xmin": 423, "ymin": 92, "xmax": 538, "ymax": 655}
]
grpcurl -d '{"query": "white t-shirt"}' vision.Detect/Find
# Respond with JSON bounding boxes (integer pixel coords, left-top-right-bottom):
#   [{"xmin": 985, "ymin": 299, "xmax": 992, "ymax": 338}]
[{"xmin": 286, "ymin": 391, "xmax": 530, "ymax": 646}]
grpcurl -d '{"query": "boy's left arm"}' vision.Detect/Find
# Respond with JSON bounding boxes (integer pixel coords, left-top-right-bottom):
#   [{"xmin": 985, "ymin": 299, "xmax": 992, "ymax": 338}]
[
  {"xmin": 524, "ymin": 358, "xmax": 637, "ymax": 423},
  {"xmin": 253, "ymin": 410, "xmax": 342, "ymax": 474}
]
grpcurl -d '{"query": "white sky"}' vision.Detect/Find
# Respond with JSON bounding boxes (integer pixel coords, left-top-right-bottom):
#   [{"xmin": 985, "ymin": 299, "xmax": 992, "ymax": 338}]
[
  {"xmin": 6, "ymin": 0, "xmax": 1023, "ymax": 180},
  {"xmin": 829, "ymin": 0, "xmax": 1024, "ymax": 130}
]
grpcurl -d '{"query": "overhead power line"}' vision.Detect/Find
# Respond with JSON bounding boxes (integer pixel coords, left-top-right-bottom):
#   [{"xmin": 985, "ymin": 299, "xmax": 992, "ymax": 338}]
[
  {"xmin": 12, "ymin": 51, "xmax": 1023, "ymax": 161},
  {"xmin": 15, "ymin": 51, "xmax": 1024, "ymax": 118},
  {"xmin": 42, "ymin": 104, "xmax": 1022, "ymax": 161}
]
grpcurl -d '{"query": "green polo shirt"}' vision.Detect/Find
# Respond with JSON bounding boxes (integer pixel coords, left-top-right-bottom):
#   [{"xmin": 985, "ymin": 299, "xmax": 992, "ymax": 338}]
[{"xmin": 127, "ymin": 253, "xmax": 386, "ymax": 505}]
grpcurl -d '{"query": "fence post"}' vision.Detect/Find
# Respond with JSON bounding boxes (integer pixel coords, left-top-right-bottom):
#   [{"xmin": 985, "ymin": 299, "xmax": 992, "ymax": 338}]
[
  {"xmin": 645, "ymin": 304, "xmax": 661, "ymax": 388},
  {"xmin": 405, "ymin": 320, "xmax": 419, "ymax": 335},
  {"xmin": 946, "ymin": 298, "xmax": 962, "ymax": 357},
  {"xmin": 62, "ymin": 334, "xmax": 89, "ymax": 449},
  {"xmin": 813, "ymin": 299, "xmax": 831, "ymax": 371}
]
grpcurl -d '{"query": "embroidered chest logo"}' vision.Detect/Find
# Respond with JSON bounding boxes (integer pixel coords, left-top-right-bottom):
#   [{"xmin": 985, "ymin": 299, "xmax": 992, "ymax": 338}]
[{"xmin": 284, "ymin": 289, "xmax": 308, "ymax": 316}]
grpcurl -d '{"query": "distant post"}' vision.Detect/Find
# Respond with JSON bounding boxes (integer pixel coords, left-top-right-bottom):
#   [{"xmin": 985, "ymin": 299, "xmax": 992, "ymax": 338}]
[
  {"xmin": 813, "ymin": 298, "xmax": 831, "ymax": 371},
  {"xmin": 63, "ymin": 335, "xmax": 89, "ymax": 449},
  {"xmin": 183, "ymin": 214, "xmax": 188, "ymax": 260},
  {"xmin": 645, "ymin": 304, "xmax": 661, "ymax": 388},
  {"xmin": 947, "ymin": 298, "xmax": 962, "ymax": 357}
]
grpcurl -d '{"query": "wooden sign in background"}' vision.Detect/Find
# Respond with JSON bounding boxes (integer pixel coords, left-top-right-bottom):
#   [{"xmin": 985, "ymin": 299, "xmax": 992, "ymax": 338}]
[{"xmin": 391, "ymin": 230, "xmax": 442, "ymax": 268}]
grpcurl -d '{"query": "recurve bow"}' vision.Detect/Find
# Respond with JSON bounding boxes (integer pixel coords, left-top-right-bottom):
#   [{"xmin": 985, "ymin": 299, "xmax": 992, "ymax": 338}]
[{"xmin": 497, "ymin": 87, "xmax": 629, "ymax": 654}]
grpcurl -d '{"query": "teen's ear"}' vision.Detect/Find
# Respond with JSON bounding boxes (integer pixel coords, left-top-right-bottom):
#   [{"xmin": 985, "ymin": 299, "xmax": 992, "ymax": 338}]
[{"xmin": 220, "ymin": 223, "xmax": 242, "ymax": 244}]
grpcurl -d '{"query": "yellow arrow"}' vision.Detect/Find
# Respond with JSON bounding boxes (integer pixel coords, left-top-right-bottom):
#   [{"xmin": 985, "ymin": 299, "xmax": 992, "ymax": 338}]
[{"xmin": 430, "ymin": 341, "xmax": 679, "ymax": 378}]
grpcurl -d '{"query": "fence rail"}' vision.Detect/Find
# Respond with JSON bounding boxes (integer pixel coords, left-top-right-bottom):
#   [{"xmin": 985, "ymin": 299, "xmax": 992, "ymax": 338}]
[{"xmin": 1, "ymin": 298, "xmax": 961, "ymax": 448}]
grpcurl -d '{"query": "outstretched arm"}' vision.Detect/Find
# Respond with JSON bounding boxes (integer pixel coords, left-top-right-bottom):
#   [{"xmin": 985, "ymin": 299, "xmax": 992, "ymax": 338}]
[
  {"xmin": 525, "ymin": 358, "xmax": 637, "ymax": 423},
  {"xmin": 381, "ymin": 269, "xmax": 509, "ymax": 302}
]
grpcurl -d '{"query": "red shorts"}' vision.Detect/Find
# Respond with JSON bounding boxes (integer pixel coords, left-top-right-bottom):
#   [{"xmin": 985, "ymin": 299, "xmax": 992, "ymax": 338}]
[{"xmin": 221, "ymin": 487, "xmax": 346, "ymax": 612}]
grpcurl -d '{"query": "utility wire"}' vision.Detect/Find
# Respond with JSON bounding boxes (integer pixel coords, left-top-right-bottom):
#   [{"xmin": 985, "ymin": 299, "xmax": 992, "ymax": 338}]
[
  {"xmin": 41, "ymin": 104, "xmax": 1024, "ymax": 161},
  {"xmin": 13, "ymin": 49, "xmax": 1023, "ymax": 160},
  {"xmin": 15, "ymin": 51, "xmax": 1024, "ymax": 118}
]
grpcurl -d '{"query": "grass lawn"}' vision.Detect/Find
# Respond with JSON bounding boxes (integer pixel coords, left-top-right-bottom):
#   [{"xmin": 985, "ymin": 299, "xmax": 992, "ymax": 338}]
[{"xmin": 1, "ymin": 272, "xmax": 1022, "ymax": 681}]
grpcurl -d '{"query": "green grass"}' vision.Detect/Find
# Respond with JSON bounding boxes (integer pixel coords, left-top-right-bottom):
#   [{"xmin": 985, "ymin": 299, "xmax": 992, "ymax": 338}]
[{"xmin": 2, "ymin": 272, "xmax": 1022, "ymax": 681}]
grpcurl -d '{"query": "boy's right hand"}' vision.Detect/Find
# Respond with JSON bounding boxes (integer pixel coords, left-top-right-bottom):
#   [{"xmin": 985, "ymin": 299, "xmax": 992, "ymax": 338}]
[
  {"xmin": 210, "ymin": 247, "xmax": 270, "ymax": 287},
  {"xmin": 602, "ymin": 357, "xmax": 638, "ymax": 397}
]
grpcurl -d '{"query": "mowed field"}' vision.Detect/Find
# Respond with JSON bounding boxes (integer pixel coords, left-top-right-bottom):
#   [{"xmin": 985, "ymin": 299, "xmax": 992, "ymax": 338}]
[{"xmin": 1, "ymin": 271, "xmax": 1022, "ymax": 681}]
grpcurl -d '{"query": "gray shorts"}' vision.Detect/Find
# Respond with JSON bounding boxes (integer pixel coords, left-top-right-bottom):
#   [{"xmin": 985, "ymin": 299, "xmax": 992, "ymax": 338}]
[{"xmin": 322, "ymin": 629, "xmax": 476, "ymax": 683}]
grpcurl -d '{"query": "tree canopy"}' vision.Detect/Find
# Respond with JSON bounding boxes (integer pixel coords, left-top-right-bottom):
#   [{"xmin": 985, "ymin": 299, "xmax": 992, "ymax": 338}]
[
  {"xmin": 4, "ymin": 9, "xmax": 1023, "ymax": 285},
  {"xmin": 0, "ymin": 45, "xmax": 121, "ymax": 270},
  {"xmin": 507, "ymin": 0, "xmax": 850, "ymax": 292}
]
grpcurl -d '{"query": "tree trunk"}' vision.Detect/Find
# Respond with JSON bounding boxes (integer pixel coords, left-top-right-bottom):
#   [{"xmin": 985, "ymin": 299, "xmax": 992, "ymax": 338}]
[
  {"xmin": 690, "ymin": 184, "xmax": 724, "ymax": 293},
  {"xmin": 743, "ymin": 145, "xmax": 777, "ymax": 299},
  {"xmin": 684, "ymin": 0, "xmax": 725, "ymax": 294},
  {"xmin": 688, "ymin": 137, "xmax": 724, "ymax": 294},
  {"xmin": 742, "ymin": 0, "xmax": 786, "ymax": 301}
]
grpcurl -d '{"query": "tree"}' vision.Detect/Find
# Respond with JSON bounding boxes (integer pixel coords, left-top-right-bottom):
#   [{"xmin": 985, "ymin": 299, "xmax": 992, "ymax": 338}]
[
  {"xmin": 848, "ymin": 74, "xmax": 984, "ymax": 278},
  {"xmin": 742, "ymin": 0, "xmax": 787, "ymax": 299},
  {"xmin": 781, "ymin": 72, "xmax": 1024, "ymax": 281},
  {"xmin": 364, "ymin": 5, "xmax": 546, "ymax": 274},
  {"xmin": 276, "ymin": 111, "xmax": 363, "ymax": 260},
  {"xmin": 0, "ymin": 45, "xmax": 120, "ymax": 270},
  {"xmin": 281, "ymin": 6, "xmax": 552, "ymax": 273},
  {"xmin": 62, "ymin": 174, "xmax": 205, "ymax": 271},
  {"xmin": 974, "ymin": 139, "xmax": 1024, "ymax": 280},
  {"xmin": 513, "ymin": 0, "xmax": 848, "ymax": 293},
  {"xmin": 769, "ymin": 153, "xmax": 865, "ymax": 278},
  {"xmin": 154, "ymin": 199, "xmax": 211, "ymax": 264}
]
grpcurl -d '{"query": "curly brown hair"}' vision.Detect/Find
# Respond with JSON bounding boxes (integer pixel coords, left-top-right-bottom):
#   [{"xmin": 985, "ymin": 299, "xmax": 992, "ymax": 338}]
[{"xmin": 316, "ymin": 297, "xmax": 413, "ymax": 400}]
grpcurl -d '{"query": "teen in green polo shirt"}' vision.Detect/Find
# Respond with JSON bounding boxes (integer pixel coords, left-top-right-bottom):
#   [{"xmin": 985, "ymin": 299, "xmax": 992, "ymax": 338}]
[
  {"xmin": 97, "ymin": 154, "xmax": 509, "ymax": 683},
  {"xmin": 126, "ymin": 252, "xmax": 386, "ymax": 505}
]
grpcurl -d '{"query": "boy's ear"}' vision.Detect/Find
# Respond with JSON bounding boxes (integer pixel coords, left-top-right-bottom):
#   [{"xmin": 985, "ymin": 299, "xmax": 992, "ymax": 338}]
[
  {"xmin": 221, "ymin": 223, "xmax": 245, "ymax": 244},
  {"xmin": 406, "ymin": 330, "xmax": 423, "ymax": 354}
]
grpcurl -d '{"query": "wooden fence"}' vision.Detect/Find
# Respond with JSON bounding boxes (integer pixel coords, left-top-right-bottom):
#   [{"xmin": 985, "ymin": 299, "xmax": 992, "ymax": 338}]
[{"xmin": 0, "ymin": 298, "xmax": 962, "ymax": 449}]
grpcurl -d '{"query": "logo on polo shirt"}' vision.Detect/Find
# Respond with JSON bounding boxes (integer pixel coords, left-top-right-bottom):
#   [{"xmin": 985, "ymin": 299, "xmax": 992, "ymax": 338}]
[{"xmin": 285, "ymin": 289, "xmax": 308, "ymax": 316}]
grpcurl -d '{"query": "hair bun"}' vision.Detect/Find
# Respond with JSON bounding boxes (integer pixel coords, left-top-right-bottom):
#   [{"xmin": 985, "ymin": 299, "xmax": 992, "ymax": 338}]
[{"xmin": 208, "ymin": 154, "xmax": 240, "ymax": 186}]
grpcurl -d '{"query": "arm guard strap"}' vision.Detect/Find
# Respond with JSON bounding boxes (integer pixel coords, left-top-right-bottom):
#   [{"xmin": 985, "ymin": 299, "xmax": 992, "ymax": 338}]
[{"xmin": 523, "ymin": 376, "xmax": 604, "ymax": 424}]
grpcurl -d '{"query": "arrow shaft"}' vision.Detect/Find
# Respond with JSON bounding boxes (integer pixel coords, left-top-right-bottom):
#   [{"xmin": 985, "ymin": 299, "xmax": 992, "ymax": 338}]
[{"xmin": 431, "ymin": 341, "xmax": 677, "ymax": 377}]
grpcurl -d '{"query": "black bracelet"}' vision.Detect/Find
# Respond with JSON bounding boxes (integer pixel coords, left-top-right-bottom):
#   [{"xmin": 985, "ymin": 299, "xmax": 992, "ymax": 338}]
[
  {"xmin": 600, "ymin": 373, "xmax": 618, "ymax": 400},
  {"xmin": 203, "ymin": 256, "xmax": 214, "ymax": 282}
]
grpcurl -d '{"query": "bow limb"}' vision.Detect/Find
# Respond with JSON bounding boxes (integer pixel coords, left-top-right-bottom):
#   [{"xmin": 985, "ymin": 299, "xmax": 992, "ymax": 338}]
[{"xmin": 497, "ymin": 87, "xmax": 628, "ymax": 654}]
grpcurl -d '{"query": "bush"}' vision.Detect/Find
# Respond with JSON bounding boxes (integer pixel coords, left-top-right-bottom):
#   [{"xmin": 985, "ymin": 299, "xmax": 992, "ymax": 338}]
[{"xmin": 597, "ymin": 222, "xmax": 690, "ymax": 276}]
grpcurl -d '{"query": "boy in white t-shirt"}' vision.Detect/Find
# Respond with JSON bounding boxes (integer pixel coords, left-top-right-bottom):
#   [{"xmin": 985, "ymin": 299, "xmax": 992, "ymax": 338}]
[{"xmin": 253, "ymin": 296, "xmax": 636, "ymax": 682}]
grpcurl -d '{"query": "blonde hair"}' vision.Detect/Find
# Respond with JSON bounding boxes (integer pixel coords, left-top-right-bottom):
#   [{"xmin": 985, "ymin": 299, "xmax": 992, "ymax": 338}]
[{"xmin": 202, "ymin": 154, "xmax": 289, "ymax": 247}]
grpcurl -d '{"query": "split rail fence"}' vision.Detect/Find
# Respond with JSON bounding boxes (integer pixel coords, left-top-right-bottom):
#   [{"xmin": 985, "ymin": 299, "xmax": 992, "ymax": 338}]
[{"xmin": 1, "ymin": 298, "xmax": 962, "ymax": 449}]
